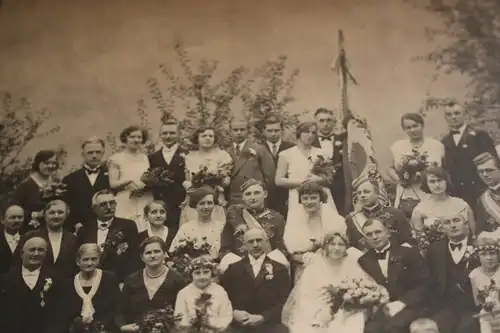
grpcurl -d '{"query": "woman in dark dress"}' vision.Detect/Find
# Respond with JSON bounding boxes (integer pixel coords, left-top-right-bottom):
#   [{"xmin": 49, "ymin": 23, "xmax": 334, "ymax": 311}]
[
  {"xmin": 116, "ymin": 236, "xmax": 186, "ymax": 332},
  {"xmin": 62, "ymin": 243, "xmax": 120, "ymax": 333},
  {"xmin": 10, "ymin": 149, "xmax": 60, "ymax": 233},
  {"xmin": 137, "ymin": 201, "xmax": 176, "ymax": 250}
]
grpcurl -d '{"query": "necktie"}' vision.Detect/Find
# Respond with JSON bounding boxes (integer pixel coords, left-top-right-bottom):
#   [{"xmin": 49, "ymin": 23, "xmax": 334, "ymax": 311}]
[
  {"xmin": 375, "ymin": 249, "xmax": 389, "ymax": 260},
  {"xmin": 85, "ymin": 167, "xmax": 100, "ymax": 175},
  {"xmin": 450, "ymin": 242, "xmax": 462, "ymax": 251},
  {"xmin": 320, "ymin": 135, "xmax": 333, "ymax": 142},
  {"xmin": 98, "ymin": 222, "xmax": 109, "ymax": 230},
  {"xmin": 235, "ymin": 144, "xmax": 241, "ymax": 156},
  {"xmin": 450, "ymin": 130, "xmax": 460, "ymax": 135},
  {"xmin": 272, "ymin": 143, "xmax": 278, "ymax": 156}
]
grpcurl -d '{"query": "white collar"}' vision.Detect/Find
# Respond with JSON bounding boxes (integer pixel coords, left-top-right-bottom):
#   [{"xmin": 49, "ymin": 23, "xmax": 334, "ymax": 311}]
[
  {"xmin": 452, "ymin": 124, "xmax": 467, "ymax": 135},
  {"xmin": 147, "ymin": 224, "xmax": 168, "ymax": 241},
  {"xmin": 163, "ymin": 143, "xmax": 178, "ymax": 152},
  {"xmin": 235, "ymin": 140, "xmax": 247, "ymax": 148},
  {"xmin": 4, "ymin": 231, "xmax": 19, "ymax": 240},
  {"xmin": 267, "ymin": 139, "xmax": 281, "ymax": 148},
  {"xmin": 22, "ymin": 266, "xmax": 41, "ymax": 276},
  {"xmin": 375, "ymin": 243, "xmax": 391, "ymax": 254},
  {"xmin": 248, "ymin": 254, "xmax": 266, "ymax": 265},
  {"xmin": 449, "ymin": 237, "xmax": 468, "ymax": 247}
]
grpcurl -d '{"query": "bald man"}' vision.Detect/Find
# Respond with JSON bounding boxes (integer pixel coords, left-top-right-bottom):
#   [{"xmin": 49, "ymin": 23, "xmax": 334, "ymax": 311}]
[
  {"xmin": 0, "ymin": 204, "xmax": 24, "ymax": 274},
  {"xmin": 220, "ymin": 228, "xmax": 290, "ymax": 333},
  {"xmin": 1, "ymin": 237, "xmax": 63, "ymax": 333}
]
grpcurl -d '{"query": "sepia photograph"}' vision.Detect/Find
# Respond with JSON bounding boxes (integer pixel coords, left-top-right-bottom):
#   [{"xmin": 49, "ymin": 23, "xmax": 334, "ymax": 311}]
[{"xmin": 1, "ymin": 0, "xmax": 500, "ymax": 332}]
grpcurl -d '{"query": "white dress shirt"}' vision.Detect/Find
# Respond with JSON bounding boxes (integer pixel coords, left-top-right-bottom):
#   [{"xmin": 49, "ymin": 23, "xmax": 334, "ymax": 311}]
[
  {"xmin": 376, "ymin": 244, "xmax": 391, "ymax": 278},
  {"xmin": 449, "ymin": 238, "xmax": 468, "ymax": 264},
  {"xmin": 162, "ymin": 143, "xmax": 178, "ymax": 164},
  {"xmin": 47, "ymin": 230, "xmax": 63, "ymax": 262},
  {"xmin": 318, "ymin": 132, "xmax": 334, "ymax": 157},
  {"xmin": 4, "ymin": 231, "xmax": 20, "ymax": 253},
  {"xmin": 84, "ymin": 164, "xmax": 100, "ymax": 186},
  {"xmin": 248, "ymin": 254, "xmax": 266, "ymax": 277},
  {"xmin": 267, "ymin": 140, "xmax": 281, "ymax": 157},
  {"xmin": 22, "ymin": 267, "xmax": 41, "ymax": 290},
  {"xmin": 234, "ymin": 140, "xmax": 248, "ymax": 155},
  {"xmin": 452, "ymin": 124, "xmax": 467, "ymax": 146},
  {"xmin": 97, "ymin": 218, "xmax": 113, "ymax": 248}
]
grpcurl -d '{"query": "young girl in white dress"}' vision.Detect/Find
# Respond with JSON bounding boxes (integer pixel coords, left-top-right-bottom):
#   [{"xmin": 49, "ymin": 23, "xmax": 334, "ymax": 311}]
[
  {"xmin": 108, "ymin": 126, "xmax": 153, "ymax": 231},
  {"xmin": 470, "ymin": 230, "xmax": 500, "ymax": 333},
  {"xmin": 175, "ymin": 256, "xmax": 232, "ymax": 333}
]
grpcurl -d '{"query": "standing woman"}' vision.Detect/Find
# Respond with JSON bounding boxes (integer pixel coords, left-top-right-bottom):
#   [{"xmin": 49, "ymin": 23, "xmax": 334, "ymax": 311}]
[
  {"xmin": 62, "ymin": 243, "xmax": 120, "ymax": 333},
  {"xmin": 388, "ymin": 113, "xmax": 444, "ymax": 218},
  {"xmin": 11, "ymin": 149, "xmax": 61, "ymax": 233},
  {"xmin": 116, "ymin": 236, "xmax": 186, "ymax": 333},
  {"xmin": 138, "ymin": 201, "xmax": 175, "ymax": 250},
  {"xmin": 108, "ymin": 126, "xmax": 153, "ymax": 232}
]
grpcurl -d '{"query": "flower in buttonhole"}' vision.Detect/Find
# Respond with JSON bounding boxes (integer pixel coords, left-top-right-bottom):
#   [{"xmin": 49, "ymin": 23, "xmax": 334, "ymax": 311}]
[
  {"xmin": 247, "ymin": 148, "xmax": 257, "ymax": 157},
  {"xmin": 43, "ymin": 278, "xmax": 53, "ymax": 291},
  {"xmin": 470, "ymin": 130, "xmax": 476, "ymax": 136},
  {"xmin": 264, "ymin": 263, "xmax": 274, "ymax": 280},
  {"xmin": 334, "ymin": 141, "xmax": 343, "ymax": 148}
]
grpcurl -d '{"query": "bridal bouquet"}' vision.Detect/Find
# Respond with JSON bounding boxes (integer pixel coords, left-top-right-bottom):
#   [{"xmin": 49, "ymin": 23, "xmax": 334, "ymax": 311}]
[
  {"xmin": 139, "ymin": 305, "xmax": 181, "ymax": 333},
  {"xmin": 477, "ymin": 283, "xmax": 500, "ymax": 313},
  {"xmin": 39, "ymin": 181, "xmax": 67, "ymax": 200},
  {"xmin": 189, "ymin": 163, "xmax": 231, "ymax": 207},
  {"xmin": 412, "ymin": 224, "xmax": 445, "ymax": 252},
  {"xmin": 398, "ymin": 148, "xmax": 429, "ymax": 187},
  {"xmin": 168, "ymin": 237, "xmax": 212, "ymax": 279},
  {"xmin": 326, "ymin": 278, "xmax": 390, "ymax": 313},
  {"xmin": 308, "ymin": 155, "xmax": 337, "ymax": 183},
  {"xmin": 191, "ymin": 292, "xmax": 214, "ymax": 333},
  {"xmin": 140, "ymin": 167, "xmax": 175, "ymax": 188},
  {"xmin": 69, "ymin": 317, "xmax": 108, "ymax": 333}
]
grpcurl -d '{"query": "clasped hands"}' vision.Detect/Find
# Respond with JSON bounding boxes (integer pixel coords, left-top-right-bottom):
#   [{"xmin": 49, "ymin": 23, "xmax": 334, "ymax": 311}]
[
  {"xmin": 301, "ymin": 174, "xmax": 324, "ymax": 185},
  {"xmin": 233, "ymin": 310, "xmax": 264, "ymax": 326}
]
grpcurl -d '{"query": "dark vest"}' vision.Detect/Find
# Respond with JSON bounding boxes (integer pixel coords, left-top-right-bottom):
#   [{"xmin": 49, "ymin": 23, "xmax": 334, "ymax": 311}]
[{"xmin": 444, "ymin": 248, "xmax": 468, "ymax": 302}]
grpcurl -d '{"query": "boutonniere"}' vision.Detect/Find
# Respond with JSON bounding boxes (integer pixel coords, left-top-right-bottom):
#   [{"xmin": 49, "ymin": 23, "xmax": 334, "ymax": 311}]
[
  {"xmin": 334, "ymin": 141, "xmax": 343, "ymax": 148},
  {"xmin": 463, "ymin": 245, "xmax": 476, "ymax": 264},
  {"xmin": 469, "ymin": 130, "xmax": 476, "ymax": 136},
  {"xmin": 116, "ymin": 242, "xmax": 129, "ymax": 255},
  {"xmin": 264, "ymin": 263, "xmax": 274, "ymax": 280},
  {"xmin": 244, "ymin": 148, "xmax": 257, "ymax": 159},
  {"xmin": 487, "ymin": 217, "xmax": 498, "ymax": 226},
  {"xmin": 40, "ymin": 278, "xmax": 53, "ymax": 307},
  {"xmin": 462, "ymin": 144, "xmax": 469, "ymax": 148},
  {"xmin": 389, "ymin": 256, "xmax": 400, "ymax": 265},
  {"xmin": 179, "ymin": 152, "xmax": 187, "ymax": 159}
]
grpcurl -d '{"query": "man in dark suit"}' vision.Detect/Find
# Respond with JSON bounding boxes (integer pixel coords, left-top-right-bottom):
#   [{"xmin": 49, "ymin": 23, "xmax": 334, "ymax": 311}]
[
  {"xmin": 15, "ymin": 200, "xmax": 78, "ymax": 278},
  {"xmin": 0, "ymin": 204, "xmax": 23, "ymax": 274},
  {"xmin": 228, "ymin": 119, "xmax": 275, "ymax": 205},
  {"xmin": 313, "ymin": 108, "xmax": 349, "ymax": 216},
  {"xmin": 359, "ymin": 218, "xmax": 429, "ymax": 333},
  {"xmin": 259, "ymin": 115, "xmax": 295, "ymax": 217},
  {"xmin": 426, "ymin": 212, "xmax": 479, "ymax": 333},
  {"xmin": 63, "ymin": 136, "xmax": 111, "ymax": 233},
  {"xmin": 0, "ymin": 237, "xmax": 63, "ymax": 333},
  {"xmin": 441, "ymin": 101, "xmax": 498, "ymax": 211},
  {"xmin": 77, "ymin": 189, "xmax": 139, "ymax": 281},
  {"xmin": 220, "ymin": 228, "xmax": 290, "ymax": 333},
  {"xmin": 148, "ymin": 120, "xmax": 187, "ymax": 233}
]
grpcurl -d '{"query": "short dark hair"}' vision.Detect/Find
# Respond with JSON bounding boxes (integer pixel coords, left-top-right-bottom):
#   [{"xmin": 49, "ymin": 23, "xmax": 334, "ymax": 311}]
[
  {"xmin": 139, "ymin": 236, "xmax": 168, "ymax": 255},
  {"xmin": 297, "ymin": 182, "xmax": 328, "ymax": 203},
  {"xmin": 420, "ymin": 166, "xmax": 454, "ymax": 194},
  {"xmin": 160, "ymin": 120, "xmax": 180, "ymax": 131},
  {"xmin": 362, "ymin": 217, "xmax": 387, "ymax": 231},
  {"xmin": 295, "ymin": 121, "xmax": 317, "ymax": 139},
  {"xmin": 190, "ymin": 126, "xmax": 219, "ymax": 146},
  {"xmin": 314, "ymin": 107, "xmax": 334, "ymax": 118},
  {"xmin": 261, "ymin": 115, "xmax": 283, "ymax": 129},
  {"xmin": 144, "ymin": 200, "xmax": 168, "ymax": 216},
  {"xmin": 400, "ymin": 113, "xmax": 424, "ymax": 129},
  {"xmin": 32, "ymin": 149, "xmax": 59, "ymax": 172},
  {"xmin": 119, "ymin": 125, "xmax": 149, "ymax": 144},
  {"xmin": 189, "ymin": 186, "xmax": 217, "ymax": 208}
]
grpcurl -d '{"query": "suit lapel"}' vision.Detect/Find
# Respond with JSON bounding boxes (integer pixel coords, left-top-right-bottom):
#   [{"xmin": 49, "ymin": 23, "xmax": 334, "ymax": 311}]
[
  {"xmin": 387, "ymin": 245, "xmax": 404, "ymax": 286},
  {"xmin": 76, "ymin": 168, "xmax": 94, "ymax": 190},
  {"xmin": 39, "ymin": 229, "xmax": 55, "ymax": 264},
  {"xmin": 56, "ymin": 232, "xmax": 71, "ymax": 264},
  {"xmin": 457, "ymin": 125, "xmax": 470, "ymax": 147},
  {"xmin": 359, "ymin": 251, "xmax": 387, "ymax": 286},
  {"xmin": 442, "ymin": 133, "xmax": 455, "ymax": 149},
  {"xmin": 232, "ymin": 141, "xmax": 252, "ymax": 176}
]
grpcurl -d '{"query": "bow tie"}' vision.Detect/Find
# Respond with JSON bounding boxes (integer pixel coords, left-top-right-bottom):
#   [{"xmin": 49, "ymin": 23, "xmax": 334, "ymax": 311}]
[
  {"xmin": 450, "ymin": 130, "xmax": 461, "ymax": 135},
  {"xmin": 85, "ymin": 167, "xmax": 100, "ymax": 175},
  {"xmin": 319, "ymin": 135, "xmax": 333, "ymax": 141},
  {"xmin": 98, "ymin": 222, "xmax": 110, "ymax": 230},
  {"xmin": 375, "ymin": 249, "xmax": 389, "ymax": 260},
  {"xmin": 450, "ymin": 242, "xmax": 463, "ymax": 251}
]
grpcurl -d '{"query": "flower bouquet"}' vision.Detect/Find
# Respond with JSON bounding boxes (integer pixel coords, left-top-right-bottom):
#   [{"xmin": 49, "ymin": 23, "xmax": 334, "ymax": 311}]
[
  {"xmin": 398, "ymin": 149, "xmax": 429, "ymax": 187},
  {"xmin": 139, "ymin": 306, "xmax": 181, "ymax": 333},
  {"xmin": 325, "ymin": 278, "xmax": 390, "ymax": 316},
  {"xmin": 141, "ymin": 167, "xmax": 175, "ymax": 188},
  {"xmin": 191, "ymin": 292, "xmax": 214, "ymax": 333},
  {"xmin": 190, "ymin": 164, "xmax": 231, "ymax": 207},
  {"xmin": 39, "ymin": 180, "xmax": 67, "ymax": 201},
  {"xmin": 308, "ymin": 155, "xmax": 337, "ymax": 183},
  {"xmin": 168, "ymin": 237, "xmax": 212, "ymax": 280},
  {"xmin": 412, "ymin": 224, "xmax": 445, "ymax": 252},
  {"xmin": 474, "ymin": 282, "xmax": 500, "ymax": 331},
  {"xmin": 101, "ymin": 230, "xmax": 128, "ymax": 261},
  {"xmin": 69, "ymin": 317, "xmax": 108, "ymax": 333}
]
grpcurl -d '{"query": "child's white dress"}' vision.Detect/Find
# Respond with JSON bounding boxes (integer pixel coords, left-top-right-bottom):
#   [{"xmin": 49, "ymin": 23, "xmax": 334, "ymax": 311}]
[{"xmin": 470, "ymin": 267, "xmax": 500, "ymax": 333}]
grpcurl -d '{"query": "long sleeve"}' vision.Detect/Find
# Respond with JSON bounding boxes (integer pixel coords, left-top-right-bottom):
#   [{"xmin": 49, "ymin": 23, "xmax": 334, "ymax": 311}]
[
  {"xmin": 399, "ymin": 248, "xmax": 430, "ymax": 308},
  {"xmin": 208, "ymin": 286, "xmax": 233, "ymax": 332},
  {"xmin": 174, "ymin": 287, "xmax": 191, "ymax": 327},
  {"xmin": 169, "ymin": 225, "xmax": 188, "ymax": 253}
]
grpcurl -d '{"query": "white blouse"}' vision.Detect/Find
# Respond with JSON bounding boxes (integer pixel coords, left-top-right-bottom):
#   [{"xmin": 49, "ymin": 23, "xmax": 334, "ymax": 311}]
[{"xmin": 169, "ymin": 219, "xmax": 225, "ymax": 258}]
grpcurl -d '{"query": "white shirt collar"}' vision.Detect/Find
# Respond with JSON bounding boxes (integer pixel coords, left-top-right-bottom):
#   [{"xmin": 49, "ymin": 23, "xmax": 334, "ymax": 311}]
[
  {"xmin": 163, "ymin": 143, "xmax": 179, "ymax": 152},
  {"xmin": 449, "ymin": 237, "xmax": 468, "ymax": 248},
  {"xmin": 22, "ymin": 266, "xmax": 41, "ymax": 276},
  {"xmin": 248, "ymin": 254, "xmax": 266, "ymax": 265},
  {"xmin": 97, "ymin": 218, "xmax": 113, "ymax": 228},
  {"xmin": 267, "ymin": 139, "xmax": 281, "ymax": 149},
  {"xmin": 452, "ymin": 124, "xmax": 467, "ymax": 135},
  {"xmin": 235, "ymin": 140, "xmax": 247, "ymax": 149},
  {"xmin": 4, "ymin": 231, "xmax": 20, "ymax": 242},
  {"xmin": 376, "ymin": 243, "xmax": 391, "ymax": 254}
]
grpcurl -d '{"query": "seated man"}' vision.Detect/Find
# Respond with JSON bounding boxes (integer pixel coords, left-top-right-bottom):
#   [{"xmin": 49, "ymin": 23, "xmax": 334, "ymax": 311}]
[
  {"xmin": 219, "ymin": 178, "xmax": 288, "ymax": 271},
  {"xmin": 410, "ymin": 318, "xmax": 441, "ymax": 333},
  {"xmin": 220, "ymin": 228, "xmax": 290, "ymax": 333}
]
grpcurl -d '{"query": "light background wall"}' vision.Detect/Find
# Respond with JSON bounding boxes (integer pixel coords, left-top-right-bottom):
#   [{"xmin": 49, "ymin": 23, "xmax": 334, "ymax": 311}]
[{"xmin": 0, "ymin": 0, "xmax": 471, "ymax": 171}]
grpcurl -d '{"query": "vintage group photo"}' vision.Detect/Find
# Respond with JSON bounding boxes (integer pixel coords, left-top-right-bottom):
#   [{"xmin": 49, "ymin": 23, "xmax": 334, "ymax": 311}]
[{"xmin": 2, "ymin": 0, "xmax": 500, "ymax": 333}]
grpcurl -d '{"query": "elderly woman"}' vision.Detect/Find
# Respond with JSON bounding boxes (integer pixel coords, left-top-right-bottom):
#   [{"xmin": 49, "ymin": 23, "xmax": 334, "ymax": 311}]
[
  {"xmin": 411, "ymin": 166, "xmax": 476, "ymax": 234},
  {"xmin": 62, "ymin": 243, "xmax": 120, "ymax": 333},
  {"xmin": 282, "ymin": 228, "xmax": 373, "ymax": 333},
  {"xmin": 284, "ymin": 182, "xmax": 345, "ymax": 283},
  {"xmin": 388, "ymin": 113, "xmax": 445, "ymax": 218},
  {"xmin": 345, "ymin": 178, "xmax": 413, "ymax": 252},
  {"xmin": 170, "ymin": 186, "xmax": 226, "ymax": 259},
  {"xmin": 11, "ymin": 149, "xmax": 61, "ymax": 233},
  {"xmin": 16, "ymin": 199, "xmax": 78, "ymax": 278},
  {"xmin": 116, "ymin": 236, "xmax": 186, "ymax": 332}
]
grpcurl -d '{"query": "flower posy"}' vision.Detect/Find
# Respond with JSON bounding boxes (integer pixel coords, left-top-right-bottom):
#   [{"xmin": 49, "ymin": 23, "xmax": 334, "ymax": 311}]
[
  {"xmin": 139, "ymin": 306, "xmax": 181, "ymax": 333},
  {"xmin": 477, "ymin": 283, "xmax": 500, "ymax": 312},
  {"xmin": 264, "ymin": 263, "xmax": 274, "ymax": 280},
  {"xmin": 398, "ymin": 148, "xmax": 429, "ymax": 186},
  {"xmin": 40, "ymin": 278, "xmax": 53, "ymax": 307},
  {"xmin": 308, "ymin": 154, "xmax": 337, "ymax": 183},
  {"xmin": 325, "ymin": 278, "xmax": 390, "ymax": 313}
]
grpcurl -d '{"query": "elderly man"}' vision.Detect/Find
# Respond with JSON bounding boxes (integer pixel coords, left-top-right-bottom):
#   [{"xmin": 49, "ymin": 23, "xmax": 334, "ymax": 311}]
[
  {"xmin": 474, "ymin": 152, "xmax": 500, "ymax": 232},
  {"xmin": 77, "ymin": 189, "xmax": 139, "ymax": 281},
  {"xmin": 0, "ymin": 204, "xmax": 23, "ymax": 274},
  {"xmin": 220, "ymin": 228, "xmax": 290, "ymax": 333},
  {"xmin": 1, "ymin": 237, "xmax": 62, "ymax": 333}
]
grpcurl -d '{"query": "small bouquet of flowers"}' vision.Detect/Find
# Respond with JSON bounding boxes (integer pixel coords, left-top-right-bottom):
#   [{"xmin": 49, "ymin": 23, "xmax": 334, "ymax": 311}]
[
  {"xmin": 191, "ymin": 292, "xmax": 214, "ymax": 333},
  {"xmin": 325, "ymin": 278, "xmax": 390, "ymax": 315},
  {"xmin": 39, "ymin": 180, "xmax": 67, "ymax": 200},
  {"xmin": 168, "ymin": 237, "xmax": 212, "ymax": 279},
  {"xmin": 140, "ymin": 167, "xmax": 175, "ymax": 188},
  {"xmin": 412, "ymin": 224, "xmax": 446, "ymax": 252},
  {"xmin": 139, "ymin": 306, "xmax": 181, "ymax": 333},
  {"xmin": 189, "ymin": 163, "xmax": 231, "ymax": 207},
  {"xmin": 477, "ymin": 283, "xmax": 500, "ymax": 313},
  {"xmin": 101, "ymin": 230, "xmax": 128, "ymax": 259},
  {"xmin": 398, "ymin": 148, "xmax": 429, "ymax": 187},
  {"xmin": 69, "ymin": 317, "xmax": 108, "ymax": 333},
  {"xmin": 308, "ymin": 155, "xmax": 337, "ymax": 183}
]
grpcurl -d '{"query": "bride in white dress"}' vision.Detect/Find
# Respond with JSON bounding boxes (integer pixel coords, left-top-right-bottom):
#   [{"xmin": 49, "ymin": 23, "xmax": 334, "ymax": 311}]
[
  {"xmin": 108, "ymin": 126, "xmax": 153, "ymax": 231},
  {"xmin": 282, "ymin": 228, "xmax": 370, "ymax": 333}
]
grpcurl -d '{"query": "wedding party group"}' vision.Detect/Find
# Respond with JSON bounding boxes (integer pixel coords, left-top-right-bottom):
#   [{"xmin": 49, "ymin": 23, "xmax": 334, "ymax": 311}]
[{"xmin": 3, "ymin": 101, "xmax": 500, "ymax": 333}]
